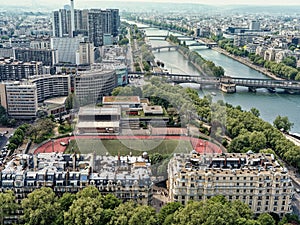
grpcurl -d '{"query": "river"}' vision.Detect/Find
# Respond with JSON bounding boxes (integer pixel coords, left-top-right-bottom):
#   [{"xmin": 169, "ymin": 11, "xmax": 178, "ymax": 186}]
[{"xmin": 140, "ymin": 27, "xmax": 300, "ymax": 133}]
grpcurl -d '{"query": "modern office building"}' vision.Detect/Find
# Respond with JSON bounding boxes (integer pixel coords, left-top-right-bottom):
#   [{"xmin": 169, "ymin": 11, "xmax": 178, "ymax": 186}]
[
  {"xmin": 74, "ymin": 69, "xmax": 117, "ymax": 105},
  {"xmin": 88, "ymin": 9, "xmax": 120, "ymax": 47},
  {"xmin": 0, "ymin": 74, "xmax": 70, "ymax": 119},
  {"xmin": 77, "ymin": 106, "xmax": 121, "ymax": 134},
  {"xmin": 50, "ymin": 36, "xmax": 84, "ymax": 64},
  {"xmin": 0, "ymin": 152, "xmax": 153, "ymax": 205},
  {"xmin": 76, "ymin": 41, "xmax": 95, "ymax": 65},
  {"xmin": 14, "ymin": 48, "xmax": 58, "ymax": 66},
  {"xmin": 0, "ymin": 58, "xmax": 43, "ymax": 81},
  {"xmin": 88, "ymin": 9, "xmax": 104, "ymax": 47},
  {"xmin": 0, "ymin": 82, "xmax": 38, "ymax": 119},
  {"xmin": 249, "ymin": 20, "xmax": 261, "ymax": 31},
  {"xmin": 30, "ymin": 74, "xmax": 71, "ymax": 102},
  {"xmin": 168, "ymin": 152, "xmax": 294, "ymax": 217}
]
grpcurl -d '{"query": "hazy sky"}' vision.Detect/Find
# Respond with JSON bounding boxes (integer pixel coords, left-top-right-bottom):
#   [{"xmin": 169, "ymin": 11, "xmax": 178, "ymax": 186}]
[{"xmin": 3, "ymin": 0, "xmax": 300, "ymax": 6}]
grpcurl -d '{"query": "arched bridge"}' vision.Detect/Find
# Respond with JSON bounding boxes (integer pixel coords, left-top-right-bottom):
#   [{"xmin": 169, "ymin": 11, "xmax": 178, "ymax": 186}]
[{"xmin": 129, "ymin": 72, "xmax": 300, "ymax": 94}]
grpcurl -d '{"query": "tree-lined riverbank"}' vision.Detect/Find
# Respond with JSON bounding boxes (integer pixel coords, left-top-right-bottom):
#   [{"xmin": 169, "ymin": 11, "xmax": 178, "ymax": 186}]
[{"xmin": 212, "ymin": 47, "xmax": 282, "ymax": 80}]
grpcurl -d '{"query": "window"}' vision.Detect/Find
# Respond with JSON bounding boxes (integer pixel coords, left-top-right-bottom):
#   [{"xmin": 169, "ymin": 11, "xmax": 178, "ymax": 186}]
[{"xmin": 230, "ymin": 177, "xmax": 233, "ymax": 180}]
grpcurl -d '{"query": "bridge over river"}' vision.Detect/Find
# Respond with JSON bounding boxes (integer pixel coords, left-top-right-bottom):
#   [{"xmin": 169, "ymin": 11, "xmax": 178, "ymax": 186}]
[{"xmin": 129, "ymin": 72, "xmax": 300, "ymax": 94}]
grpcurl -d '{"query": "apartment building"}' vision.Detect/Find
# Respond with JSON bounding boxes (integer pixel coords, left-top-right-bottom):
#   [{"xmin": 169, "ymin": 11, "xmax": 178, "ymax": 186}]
[
  {"xmin": 0, "ymin": 82, "xmax": 38, "ymax": 119},
  {"xmin": 30, "ymin": 74, "xmax": 71, "ymax": 102},
  {"xmin": 168, "ymin": 152, "xmax": 294, "ymax": 217},
  {"xmin": 14, "ymin": 48, "xmax": 58, "ymax": 66},
  {"xmin": 0, "ymin": 58, "xmax": 42, "ymax": 81},
  {"xmin": 0, "ymin": 74, "xmax": 70, "ymax": 119},
  {"xmin": 0, "ymin": 152, "xmax": 153, "ymax": 206}
]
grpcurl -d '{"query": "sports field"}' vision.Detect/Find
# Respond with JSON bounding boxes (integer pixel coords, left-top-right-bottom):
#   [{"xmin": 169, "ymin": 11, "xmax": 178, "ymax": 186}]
[{"xmin": 65, "ymin": 139, "xmax": 193, "ymax": 156}]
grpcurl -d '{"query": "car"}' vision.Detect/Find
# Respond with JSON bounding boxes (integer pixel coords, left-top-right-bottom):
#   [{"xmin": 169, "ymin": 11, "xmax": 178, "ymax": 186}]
[
  {"xmin": 60, "ymin": 142, "xmax": 67, "ymax": 146},
  {"xmin": 295, "ymin": 188, "xmax": 300, "ymax": 193},
  {"xmin": 4, "ymin": 131, "xmax": 8, "ymax": 134}
]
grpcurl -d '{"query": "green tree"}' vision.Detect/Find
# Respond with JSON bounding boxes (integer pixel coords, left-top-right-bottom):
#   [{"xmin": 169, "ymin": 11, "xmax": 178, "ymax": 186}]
[
  {"xmin": 249, "ymin": 131, "xmax": 267, "ymax": 152},
  {"xmin": 257, "ymin": 213, "xmax": 275, "ymax": 225},
  {"xmin": 173, "ymin": 196, "xmax": 251, "ymax": 225},
  {"xmin": 0, "ymin": 191, "xmax": 17, "ymax": 225},
  {"xmin": 282, "ymin": 56, "xmax": 297, "ymax": 68},
  {"xmin": 109, "ymin": 201, "xmax": 137, "ymax": 225},
  {"xmin": 21, "ymin": 187, "xmax": 60, "ymax": 225},
  {"xmin": 102, "ymin": 194, "xmax": 121, "ymax": 210},
  {"xmin": 250, "ymin": 108, "xmax": 260, "ymax": 117},
  {"xmin": 128, "ymin": 205, "xmax": 157, "ymax": 225},
  {"xmin": 64, "ymin": 197, "xmax": 103, "ymax": 225},
  {"xmin": 55, "ymin": 193, "xmax": 76, "ymax": 225},
  {"xmin": 273, "ymin": 115, "xmax": 294, "ymax": 132},
  {"xmin": 158, "ymin": 202, "xmax": 182, "ymax": 225}
]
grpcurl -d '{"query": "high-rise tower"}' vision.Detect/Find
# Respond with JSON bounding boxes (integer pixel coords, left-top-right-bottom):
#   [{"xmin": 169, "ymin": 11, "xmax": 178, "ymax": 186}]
[{"xmin": 70, "ymin": 0, "xmax": 75, "ymax": 37}]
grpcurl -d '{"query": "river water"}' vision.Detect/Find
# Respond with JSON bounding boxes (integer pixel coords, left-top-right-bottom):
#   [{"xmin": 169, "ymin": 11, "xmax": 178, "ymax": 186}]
[{"xmin": 141, "ymin": 27, "xmax": 300, "ymax": 133}]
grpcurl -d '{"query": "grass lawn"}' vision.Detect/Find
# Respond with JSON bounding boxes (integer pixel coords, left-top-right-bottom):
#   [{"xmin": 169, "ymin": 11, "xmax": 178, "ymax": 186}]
[{"xmin": 65, "ymin": 139, "xmax": 193, "ymax": 156}]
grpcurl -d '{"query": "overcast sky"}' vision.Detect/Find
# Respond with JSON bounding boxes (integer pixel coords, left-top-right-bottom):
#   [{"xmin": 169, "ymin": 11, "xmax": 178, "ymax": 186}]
[{"xmin": 3, "ymin": 0, "xmax": 300, "ymax": 6}]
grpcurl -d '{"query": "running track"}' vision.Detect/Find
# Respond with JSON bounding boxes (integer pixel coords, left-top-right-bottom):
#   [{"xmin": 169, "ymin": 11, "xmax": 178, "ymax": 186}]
[{"xmin": 33, "ymin": 135, "xmax": 222, "ymax": 154}]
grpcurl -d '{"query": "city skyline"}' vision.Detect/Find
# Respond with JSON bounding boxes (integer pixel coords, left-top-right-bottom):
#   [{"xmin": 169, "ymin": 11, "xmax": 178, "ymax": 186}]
[{"xmin": 3, "ymin": 0, "xmax": 300, "ymax": 7}]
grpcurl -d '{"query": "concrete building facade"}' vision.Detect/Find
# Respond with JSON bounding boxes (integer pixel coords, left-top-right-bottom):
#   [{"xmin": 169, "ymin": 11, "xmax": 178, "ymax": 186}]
[
  {"xmin": 74, "ymin": 69, "xmax": 117, "ymax": 105},
  {"xmin": 168, "ymin": 152, "xmax": 294, "ymax": 217},
  {"xmin": 50, "ymin": 36, "xmax": 84, "ymax": 64},
  {"xmin": 0, "ymin": 58, "xmax": 42, "ymax": 81},
  {"xmin": 0, "ymin": 82, "xmax": 38, "ymax": 119},
  {"xmin": 14, "ymin": 48, "xmax": 58, "ymax": 66}
]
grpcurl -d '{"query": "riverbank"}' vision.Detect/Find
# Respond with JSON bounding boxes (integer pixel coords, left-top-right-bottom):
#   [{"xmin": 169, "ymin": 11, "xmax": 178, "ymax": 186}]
[{"xmin": 212, "ymin": 47, "xmax": 283, "ymax": 80}]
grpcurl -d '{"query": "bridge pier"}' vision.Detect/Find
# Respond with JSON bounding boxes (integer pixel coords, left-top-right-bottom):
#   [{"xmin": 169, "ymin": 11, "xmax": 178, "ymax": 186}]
[
  {"xmin": 267, "ymin": 88, "xmax": 276, "ymax": 93},
  {"xmin": 220, "ymin": 83, "xmax": 236, "ymax": 93},
  {"xmin": 248, "ymin": 87, "xmax": 257, "ymax": 93}
]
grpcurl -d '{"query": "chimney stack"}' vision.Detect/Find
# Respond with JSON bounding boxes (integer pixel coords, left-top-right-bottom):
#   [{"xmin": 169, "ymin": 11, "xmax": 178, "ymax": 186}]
[{"xmin": 70, "ymin": 0, "xmax": 75, "ymax": 37}]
